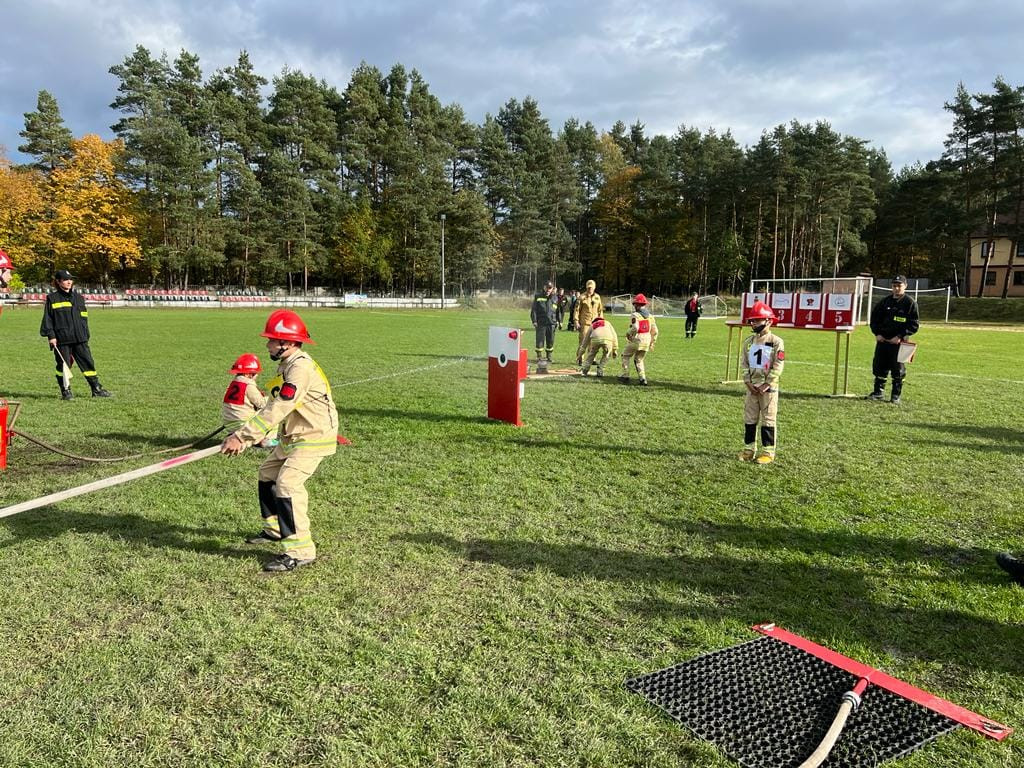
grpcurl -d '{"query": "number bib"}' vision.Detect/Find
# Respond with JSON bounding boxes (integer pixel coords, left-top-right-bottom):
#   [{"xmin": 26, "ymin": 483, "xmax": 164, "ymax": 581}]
[
  {"xmin": 223, "ymin": 381, "xmax": 246, "ymax": 405},
  {"xmin": 748, "ymin": 343, "xmax": 772, "ymax": 370}
]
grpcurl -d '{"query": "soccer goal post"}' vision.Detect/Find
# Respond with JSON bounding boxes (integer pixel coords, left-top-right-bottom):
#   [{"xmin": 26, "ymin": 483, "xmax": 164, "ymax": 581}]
[
  {"xmin": 607, "ymin": 294, "xmax": 728, "ymax": 318},
  {"xmin": 865, "ymin": 283, "xmax": 952, "ymax": 323}
]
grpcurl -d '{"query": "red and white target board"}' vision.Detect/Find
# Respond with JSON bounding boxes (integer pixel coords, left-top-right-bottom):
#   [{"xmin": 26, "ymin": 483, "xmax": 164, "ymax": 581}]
[
  {"xmin": 768, "ymin": 293, "xmax": 795, "ymax": 325},
  {"xmin": 823, "ymin": 293, "xmax": 855, "ymax": 329},
  {"xmin": 488, "ymin": 326, "xmax": 529, "ymax": 426},
  {"xmin": 794, "ymin": 292, "xmax": 824, "ymax": 328},
  {"xmin": 725, "ymin": 291, "xmax": 864, "ymax": 396}
]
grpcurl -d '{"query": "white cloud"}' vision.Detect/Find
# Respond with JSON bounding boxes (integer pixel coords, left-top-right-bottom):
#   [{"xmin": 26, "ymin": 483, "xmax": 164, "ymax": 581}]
[{"xmin": 3, "ymin": 0, "xmax": 1024, "ymax": 169}]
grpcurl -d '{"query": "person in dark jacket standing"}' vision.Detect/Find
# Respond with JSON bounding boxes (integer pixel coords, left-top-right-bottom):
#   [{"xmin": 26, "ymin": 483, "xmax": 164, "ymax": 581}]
[
  {"xmin": 684, "ymin": 292, "xmax": 702, "ymax": 338},
  {"xmin": 867, "ymin": 275, "xmax": 918, "ymax": 404},
  {"xmin": 40, "ymin": 269, "xmax": 112, "ymax": 400},
  {"xmin": 530, "ymin": 281, "xmax": 558, "ymax": 372}
]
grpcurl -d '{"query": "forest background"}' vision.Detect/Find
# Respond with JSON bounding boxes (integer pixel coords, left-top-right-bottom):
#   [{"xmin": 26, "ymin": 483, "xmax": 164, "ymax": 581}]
[{"xmin": 1, "ymin": 46, "xmax": 1022, "ymax": 299}]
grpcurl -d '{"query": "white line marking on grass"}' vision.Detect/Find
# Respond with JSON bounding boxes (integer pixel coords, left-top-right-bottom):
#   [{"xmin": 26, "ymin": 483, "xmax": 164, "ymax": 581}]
[
  {"xmin": 701, "ymin": 353, "xmax": 1024, "ymax": 386},
  {"xmin": 334, "ymin": 357, "xmax": 483, "ymax": 388}
]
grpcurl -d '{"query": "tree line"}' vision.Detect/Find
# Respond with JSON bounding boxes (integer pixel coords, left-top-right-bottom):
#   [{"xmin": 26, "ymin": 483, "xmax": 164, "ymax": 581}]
[{"xmin": 1, "ymin": 46, "xmax": 1022, "ymax": 298}]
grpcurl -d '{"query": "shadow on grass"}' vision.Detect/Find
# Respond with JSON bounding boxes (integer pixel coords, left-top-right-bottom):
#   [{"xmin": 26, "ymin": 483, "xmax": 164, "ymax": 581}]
[
  {"xmin": 397, "ymin": 531, "xmax": 1024, "ymax": 677},
  {"xmin": 908, "ymin": 422, "xmax": 1024, "ymax": 445},
  {"xmin": 658, "ymin": 518, "xmax": 992, "ymax": 572},
  {"xmin": 627, "ymin": 380, "xmax": 845, "ymax": 402},
  {"xmin": 0, "ymin": 508, "xmax": 257, "ymax": 562},
  {"xmin": 458, "ymin": 433, "xmax": 720, "ymax": 460},
  {"xmin": 0, "ymin": 391, "xmax": 52, "ymax": 401}
]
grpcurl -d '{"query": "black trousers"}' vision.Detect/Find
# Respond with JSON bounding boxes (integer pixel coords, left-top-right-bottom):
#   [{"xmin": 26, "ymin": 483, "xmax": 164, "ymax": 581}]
[
  {"xmin": 534, "ymin": 325, "xmax": 554, "ymax": 358},
  {"xmin": 685, "ymin": 317, "xmax": 698, "ymax": 336},
  {"xmin": 53, "ymin": 341, "xmax": 99, "ymax": 377},
  {"xmin": 872, "ymin": 341, "xmax": 904, "ymax": 382}
]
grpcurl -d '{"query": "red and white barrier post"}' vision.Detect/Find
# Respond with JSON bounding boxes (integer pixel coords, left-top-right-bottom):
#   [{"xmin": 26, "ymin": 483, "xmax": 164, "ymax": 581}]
[{"xmin": 487, "ymin": 326, "xmax": 529, "ymax": 427}]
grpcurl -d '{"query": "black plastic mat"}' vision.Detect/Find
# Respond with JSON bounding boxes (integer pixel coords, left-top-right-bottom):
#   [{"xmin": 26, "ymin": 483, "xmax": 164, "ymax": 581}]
[{"xmin": 626, "ymin": 636, "xmax": 959, "ymax": 767}]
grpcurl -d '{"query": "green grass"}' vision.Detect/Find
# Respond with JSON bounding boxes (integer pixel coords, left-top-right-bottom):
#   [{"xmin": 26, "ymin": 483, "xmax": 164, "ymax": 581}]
[{"xmin": 0, "ymin": 306, "xmax": 1021, "ymax": 767}]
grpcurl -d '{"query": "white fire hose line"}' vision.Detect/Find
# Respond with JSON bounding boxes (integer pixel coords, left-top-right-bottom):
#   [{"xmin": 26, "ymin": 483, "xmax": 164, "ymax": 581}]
[
  {"xmin": 1, "ymin": 359, "xmax": 484, "ymax": 518},
  {"xmin": 701, "ymin": 352, "xmax": 1024, "ymax": 386},
  {"xmin": 332, "ymin": 356, "xmax": 482, "ymax": 388},
  {"xmin": 0, "ymin": 445, "xmax": 222, "ymax": 520}
]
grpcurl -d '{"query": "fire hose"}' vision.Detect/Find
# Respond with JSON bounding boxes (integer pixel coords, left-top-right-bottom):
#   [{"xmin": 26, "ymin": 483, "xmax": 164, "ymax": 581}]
[
  {"xmin": 0, "ymin": 445, "xmax": 223, "ymax": 520},
  {"xmin": 12, "ymin": 425, "xmax": 225, "ymax": 463}
]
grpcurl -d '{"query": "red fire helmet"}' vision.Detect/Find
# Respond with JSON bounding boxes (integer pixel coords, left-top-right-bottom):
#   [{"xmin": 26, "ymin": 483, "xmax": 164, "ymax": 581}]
[
  {"xmin": 0, "ymin": 249, "xmax": 11, "ymax": 269},
  {"xmin": 260, "ymin": 309, "xmax": 314, "ymax": 344},
  {"xmin": 632, "ymin": 293, "xmax": 648, "ymax": 306},
  {"xmin": 591, "ymin": 317, "xmax": 606, "ymax": 329},
  {"xmin": 229, "ymin": 353, "xmax": 262, "ymax": 375},
  {"xmin": 747, "ymin": 300, "xmax": 776, "ymax": 321}
]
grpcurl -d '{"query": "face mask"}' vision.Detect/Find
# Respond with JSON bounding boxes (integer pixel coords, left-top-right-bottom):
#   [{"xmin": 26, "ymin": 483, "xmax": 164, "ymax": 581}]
[{"xmin": 751, "ymin": 322, "xmax": 767, "ymax": 334}]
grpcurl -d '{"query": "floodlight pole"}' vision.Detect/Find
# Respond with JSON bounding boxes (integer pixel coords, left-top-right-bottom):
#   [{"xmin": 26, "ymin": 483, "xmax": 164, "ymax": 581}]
[{"xmin": 440, "ymin": 213, "xmax": 446, "ymax": 310}]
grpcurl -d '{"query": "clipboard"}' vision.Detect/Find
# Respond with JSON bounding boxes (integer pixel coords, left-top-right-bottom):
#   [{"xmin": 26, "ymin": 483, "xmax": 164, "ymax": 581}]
[{"xmin": 897, "ymin": 341, "xmax": 917, "ymax": 364}]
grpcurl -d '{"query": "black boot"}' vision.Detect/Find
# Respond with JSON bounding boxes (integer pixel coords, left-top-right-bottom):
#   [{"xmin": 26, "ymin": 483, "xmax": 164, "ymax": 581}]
[
  {"xmin": 996, "ymin": 552, "xmax": 1024, "ymax": 585},
  {"xmin": 56, "ymin": 375, "xmax": 73, "ymax": 401},
  {"xmin": 866, "ymin": 377, "xmax": 885, "ymax": 400},
  {"xmin": 87, "ymin": 376, "xmax": 112, "ymax": 397},
  {"xmin": 890, "ymin": 378, "xmax": 903, "ymax": 404}
]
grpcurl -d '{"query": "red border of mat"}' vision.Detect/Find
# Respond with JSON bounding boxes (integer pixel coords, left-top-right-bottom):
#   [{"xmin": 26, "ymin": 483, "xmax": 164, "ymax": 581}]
[{"xmin": 751, "ymin": 623, "xmax": 1011, "ymax": 740}]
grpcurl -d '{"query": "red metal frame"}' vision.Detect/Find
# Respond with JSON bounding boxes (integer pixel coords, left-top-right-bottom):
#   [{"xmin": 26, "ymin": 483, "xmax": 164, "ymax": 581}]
[{"xmin": 751, "ymin": 623, "xmax": 1011, "ymax": 740}]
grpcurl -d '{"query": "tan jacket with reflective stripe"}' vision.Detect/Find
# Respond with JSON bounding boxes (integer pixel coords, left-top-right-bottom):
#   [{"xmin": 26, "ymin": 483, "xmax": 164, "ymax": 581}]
[
  {"xmin": 742, "ymin": 329, "xmax": 785, "ymax": 387},
  {"xmin": 234, "ymin": 351, "xmax": 338, "ymax": 456}
]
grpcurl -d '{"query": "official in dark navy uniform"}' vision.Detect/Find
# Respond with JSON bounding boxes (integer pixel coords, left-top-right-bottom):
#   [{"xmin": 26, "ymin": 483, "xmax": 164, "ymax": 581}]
[
  {"xmin": 530, "ymin": 281, "xmax": 558, "ymax": 369},
  {"xmin": 867, "ymin": 275, "xmax": 919, "ymax": 404},
  {"xmin": 39, "ymin": 269, "xmax": 112, "ymax": 400}
]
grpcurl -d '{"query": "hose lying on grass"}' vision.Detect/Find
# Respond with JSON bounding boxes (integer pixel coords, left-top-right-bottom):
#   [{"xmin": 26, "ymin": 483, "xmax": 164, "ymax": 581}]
[{"xmin": 12, "ymin": 425, "xmax": 224, "ymax": 463}]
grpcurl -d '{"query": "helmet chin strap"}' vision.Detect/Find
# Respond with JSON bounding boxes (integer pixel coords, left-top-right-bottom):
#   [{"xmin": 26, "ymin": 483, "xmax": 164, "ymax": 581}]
[{"xmin": 269, "ymin": 341, "xmax": 289, "ymax": 360}]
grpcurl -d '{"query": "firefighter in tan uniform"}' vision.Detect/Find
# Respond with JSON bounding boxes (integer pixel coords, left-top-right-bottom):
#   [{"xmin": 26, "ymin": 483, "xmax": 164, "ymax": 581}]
[
  {"xmin": 739, "ymin": 300, "xmax": 785, "ymax": 465},
  {"xmin": 221, "ymin": 353, "xmax": 267, "ymax": 432},
  {"xmin": 619, "ymin": 293, "xmax": 658, "ymax": 385},
  {"xmin": 573, "ymin": 279, "xmax": 604, "ymax": 355},
  {"xmin": 577, "ymin": 317, "xmax": 618, "ymax": 377},
  {"xmin": 221, "ymin": 310, "xmax": 338, "ymax": 572}
]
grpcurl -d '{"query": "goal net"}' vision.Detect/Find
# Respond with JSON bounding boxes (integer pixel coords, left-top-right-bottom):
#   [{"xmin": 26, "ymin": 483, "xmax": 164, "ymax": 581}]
[{"xmin": 607, "ymin": 294, "xmax": 729, "ymax": 319}]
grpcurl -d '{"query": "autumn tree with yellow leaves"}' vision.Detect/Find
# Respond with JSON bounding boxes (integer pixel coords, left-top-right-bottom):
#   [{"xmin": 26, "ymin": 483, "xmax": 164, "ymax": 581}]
[
  {"xmin": 48, "ymin": 134, "xmax": 141, "ymax": 286},
  {"xmin": 0, "ymin": 153, "xmax": 47, "ymax": 280}
]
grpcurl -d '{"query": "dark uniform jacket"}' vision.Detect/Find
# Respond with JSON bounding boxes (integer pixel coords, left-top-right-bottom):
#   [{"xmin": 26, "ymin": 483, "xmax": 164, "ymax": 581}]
[
  {"xmin": 870, "ymin": 294, "xmax": 919, "ymax": 340},
  {"xmin": 40, "ymin": 287, "xmax": 90, "ymax": 343},
  {"xmin": 684, "ymin": 298, "xmax": 702, "ymax": 319},
  {"xmin": 531, "ymin": 292, "xmax": 558, "ymax": 327}
]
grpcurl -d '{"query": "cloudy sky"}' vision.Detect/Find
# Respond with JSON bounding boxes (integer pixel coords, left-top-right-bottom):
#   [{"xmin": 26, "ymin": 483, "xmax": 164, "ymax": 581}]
[{"xmin": 2, "ymin": 0, "xmax": 1022, "ymax": 171}]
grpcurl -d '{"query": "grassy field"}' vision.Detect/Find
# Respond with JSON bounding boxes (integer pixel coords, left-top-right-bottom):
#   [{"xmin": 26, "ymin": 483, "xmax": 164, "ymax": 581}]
[{"xmin": 0, "ymin": 305, "xmax": 1021, "ymax": 768}]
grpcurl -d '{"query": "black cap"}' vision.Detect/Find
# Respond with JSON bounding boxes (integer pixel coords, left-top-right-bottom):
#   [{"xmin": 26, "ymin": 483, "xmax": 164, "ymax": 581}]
[
  {"xmin": 891, "ymin": 275, "xmax": 907, "ymax": 285},
  {"xmin": 55, "ymin": 269, "xmax": 75, "ymax": 281}
]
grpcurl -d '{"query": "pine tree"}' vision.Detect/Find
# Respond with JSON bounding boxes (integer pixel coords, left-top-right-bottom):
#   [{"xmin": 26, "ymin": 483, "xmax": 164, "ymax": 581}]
[{"xmin": 18, "ymin": 90, "xmax": 73, "ymax": 172}]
